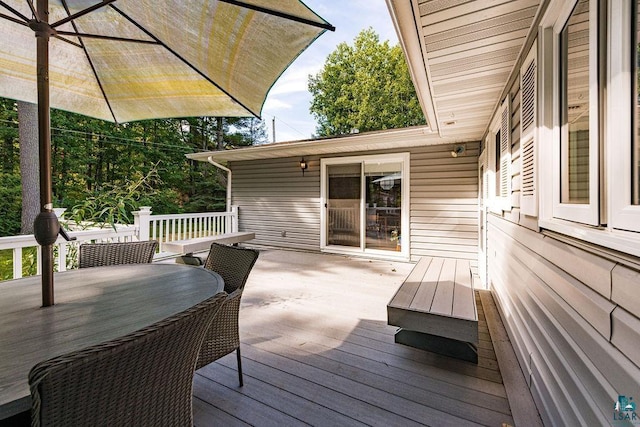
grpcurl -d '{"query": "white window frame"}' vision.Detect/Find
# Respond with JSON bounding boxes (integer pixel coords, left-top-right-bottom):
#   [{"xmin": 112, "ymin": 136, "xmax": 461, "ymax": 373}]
[
  {"xmin": 552, "ymin": 0, "xmax": 600, "ymax": 225},
  {"xmin": 608, "ymin": 0, "xmax": 640, "ymax": 232},
  {"xmin": 320, "ymin": 153, "xmax": 410, "ymax": 260},
  {"xmin": 539, "ymin": 0, "xmax": 640, "ymax": 257}
]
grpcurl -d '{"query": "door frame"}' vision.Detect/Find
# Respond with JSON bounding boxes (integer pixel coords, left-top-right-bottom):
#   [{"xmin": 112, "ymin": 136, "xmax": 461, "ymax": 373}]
[{"xmin": 320, "ymin": 153, "xmax": 410, "ymax": 260}]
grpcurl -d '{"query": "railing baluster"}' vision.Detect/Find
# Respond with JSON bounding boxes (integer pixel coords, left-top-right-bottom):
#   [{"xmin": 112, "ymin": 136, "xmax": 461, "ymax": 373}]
[{"xmin": 13, "ymin": 247, "xmax": 22, "ymax": 279}]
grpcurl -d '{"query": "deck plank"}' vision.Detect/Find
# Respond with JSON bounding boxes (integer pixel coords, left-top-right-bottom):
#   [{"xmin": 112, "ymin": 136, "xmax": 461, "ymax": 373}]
[
  {"xmin": 453, "ymin": 259, "xmax": 477, "ymax": 321},
  {"xmin": 410, "ymin": 257, "xmax": 442, "ymax": 311},
  {"xmin": 192, "ymin": 249, "xmax": 538, "ymax": 426},
  {"xmin": 430, "ymin": 258, "xmax": 457, "ymax": 316}
]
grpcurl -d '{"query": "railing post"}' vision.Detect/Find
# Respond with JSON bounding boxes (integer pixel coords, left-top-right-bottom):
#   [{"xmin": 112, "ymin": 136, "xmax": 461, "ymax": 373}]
[
  {"xmin": 230, "ymin": 205, "xmax": 239, "ymax": 233},
  {"xmin": 133, "ymin": 206, "xmax": 152, "ymax": 241}
]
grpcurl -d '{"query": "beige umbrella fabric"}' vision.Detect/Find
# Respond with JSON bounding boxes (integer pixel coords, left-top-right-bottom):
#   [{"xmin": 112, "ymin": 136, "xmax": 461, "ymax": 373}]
[
  {"xmin": 0, "ymin": 0, "xmax": 332, "ymax": 121},
  {"xmin": 0, "ymin": 0, "xmax": 333, "ymax": 306}
]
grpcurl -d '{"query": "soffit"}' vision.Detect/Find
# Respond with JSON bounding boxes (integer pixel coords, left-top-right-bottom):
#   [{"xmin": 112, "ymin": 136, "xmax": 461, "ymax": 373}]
[{"xmin": 388, "ymin": 0, "xmax": 541, "ymax": 140}]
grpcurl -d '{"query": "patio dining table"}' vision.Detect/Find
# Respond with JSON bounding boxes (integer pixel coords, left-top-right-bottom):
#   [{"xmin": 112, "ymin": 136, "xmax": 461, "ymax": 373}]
[{"xmin": 0, "ymin": 263, "xmax": 224, "ymax": 420}]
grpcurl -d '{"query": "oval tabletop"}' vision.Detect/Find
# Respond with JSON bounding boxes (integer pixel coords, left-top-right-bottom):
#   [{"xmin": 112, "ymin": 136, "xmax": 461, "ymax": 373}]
[{"xmin": 0, "ymin": 263, "xmax": 223, "ymax": 419}]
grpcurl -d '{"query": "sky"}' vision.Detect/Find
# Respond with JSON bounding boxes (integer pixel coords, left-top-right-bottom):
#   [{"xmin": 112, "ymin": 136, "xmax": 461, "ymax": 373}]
[{"xmin": 260, "ymin": 0, "xmax": 398, "ymax": 143}]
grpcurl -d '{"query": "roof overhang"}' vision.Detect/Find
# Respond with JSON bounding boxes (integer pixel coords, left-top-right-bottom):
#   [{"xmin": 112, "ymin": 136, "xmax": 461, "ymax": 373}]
[
  {"xmin": 187, "ymin": 125, "xmax": 473, "ymax": 163},
  {"xmin": 386, "ymin": 0, "xmax": 541, "ymax": 140}
]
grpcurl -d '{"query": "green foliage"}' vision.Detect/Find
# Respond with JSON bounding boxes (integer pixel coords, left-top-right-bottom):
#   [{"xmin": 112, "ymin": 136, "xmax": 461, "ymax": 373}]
[
  {"xmin": 66, "ymin": 166, "xmax": 160, "ymax": 228},
  {"xmin": 0, "ymin": 94, "xmax": 266, "ymax": 237},
  {"xmin": 0, "ymin": 172, "xmax": 22, "ymax": 235},
  {"xmin": 309, "ymin": 28, "xmax": 425, "ymax": 137}
]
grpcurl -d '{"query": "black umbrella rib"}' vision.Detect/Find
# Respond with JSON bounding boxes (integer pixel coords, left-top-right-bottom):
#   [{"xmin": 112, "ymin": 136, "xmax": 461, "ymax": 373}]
[
  {"xmin": 51, "ymin": 0, "xmax": 117, "ymax": 28},
  {"xmin": 110, "ymin": 4, "xmax": 259, "ymax": 118},
  {"xmin": 1, "ymin": 11, "xmax": 28, "ymax": 25},
  {"xmin": 0, "ymin": 1, "xmax": 30, "ymax": 23},
  {"xmin": 56, "ymin": 31, "xmax": 159, "ymax": 45},
  {"xmin": 59, "ymin": 0, "xmax": 118, "ymax": 123},
  {"xmin": 218, "ymin": 0, "xmax": 335, "ymax": 32}
]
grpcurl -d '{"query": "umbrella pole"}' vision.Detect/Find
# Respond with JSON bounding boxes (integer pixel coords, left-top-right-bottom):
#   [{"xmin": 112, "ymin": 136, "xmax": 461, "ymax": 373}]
[{"xmin": 35, "ymin": 0, "xmax": 55, "ymax": 307}]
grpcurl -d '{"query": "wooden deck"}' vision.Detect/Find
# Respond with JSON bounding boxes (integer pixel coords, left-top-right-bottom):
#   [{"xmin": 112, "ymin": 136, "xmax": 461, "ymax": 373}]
[{"xmin": 192, "ymin": 249, "xmax": 540, "ymax": 426}]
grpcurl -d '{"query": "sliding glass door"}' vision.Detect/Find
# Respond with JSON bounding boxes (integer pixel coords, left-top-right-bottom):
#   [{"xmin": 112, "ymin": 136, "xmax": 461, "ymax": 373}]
[
  {"xmin": 321, "ymin": 153, "xmax": 409, "ymax": 259},
  {"xmin": 327, "ymin": 163, "xmax": 361, "ymax": 247}
]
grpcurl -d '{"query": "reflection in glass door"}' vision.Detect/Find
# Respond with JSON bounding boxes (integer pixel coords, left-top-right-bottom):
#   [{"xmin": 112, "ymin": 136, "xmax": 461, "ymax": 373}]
[
  {"xmin": 327, "ymin": 164, "xmax": 361, "ymax": 247},
  {"xmin": 365, "ymin": 162, "xmax": 402, "ymax": 251}
]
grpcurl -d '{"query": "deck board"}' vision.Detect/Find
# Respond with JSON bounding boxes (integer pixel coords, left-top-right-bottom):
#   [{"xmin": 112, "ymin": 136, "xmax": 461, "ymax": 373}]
[{"xmin": 193, "ymin": 249, "xmax": 537, "ymax": 426}]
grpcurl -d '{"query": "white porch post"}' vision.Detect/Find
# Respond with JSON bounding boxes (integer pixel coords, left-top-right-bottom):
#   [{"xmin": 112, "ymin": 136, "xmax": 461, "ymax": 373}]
[{"xmin": 133, "ymin": 206, "xmax": 152, "ymax": 241}]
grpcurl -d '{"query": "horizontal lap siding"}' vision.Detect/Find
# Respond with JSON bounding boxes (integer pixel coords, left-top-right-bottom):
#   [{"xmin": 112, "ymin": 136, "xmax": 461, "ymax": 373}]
[
  {"xmin": 487, "ymin": 215, "xmax": 640, "ymax": 426},
  {"xmin": 229, "ymin": 143, "xmax": 479, "ymax": 261},
  {"xmin": 232, "ymin": 157, "xmax": 321, "ymax": 251},
  {"xmin": 410, "ymin": 143, "xmax": 479, "ymax": 266}
]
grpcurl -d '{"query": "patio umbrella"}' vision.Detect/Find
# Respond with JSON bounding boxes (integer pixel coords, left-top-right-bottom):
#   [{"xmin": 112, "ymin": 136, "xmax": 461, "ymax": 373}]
[{"xmin": 0, "ymin": 0, "xmax": 333, "ymax": 306}]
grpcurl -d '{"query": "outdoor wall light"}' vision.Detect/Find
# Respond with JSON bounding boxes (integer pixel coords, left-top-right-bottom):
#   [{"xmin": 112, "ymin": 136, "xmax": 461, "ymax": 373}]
[
  {"xmin": 300, "ymin": 158, "xmax": 308, "ymax": 176},
  {"xmin": 451, "ymin": 144, "xmax": 466, "ymax": 158}
]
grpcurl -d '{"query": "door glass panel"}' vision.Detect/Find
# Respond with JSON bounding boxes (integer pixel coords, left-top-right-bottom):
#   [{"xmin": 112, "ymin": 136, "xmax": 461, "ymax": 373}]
[
  {"xmin": 327, "ymin": 164, "xmax": 361, "ymax": 247},
  {"xmin": 560, "ymin": 0, "xmax": 590, "ymax": 204},
  {"xmin": 365, "ymin": 162, "xmax": 402, "ymax": 252}
]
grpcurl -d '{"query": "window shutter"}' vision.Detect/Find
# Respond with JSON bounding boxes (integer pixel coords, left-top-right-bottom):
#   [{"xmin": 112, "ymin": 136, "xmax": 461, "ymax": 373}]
[
  {"xmin": 499, "ymin": 98, "xmax": 511, "ymax": 207},
  {"xmin": 520, "ymin": 41, "xmax": 537, "ymax": 216}
]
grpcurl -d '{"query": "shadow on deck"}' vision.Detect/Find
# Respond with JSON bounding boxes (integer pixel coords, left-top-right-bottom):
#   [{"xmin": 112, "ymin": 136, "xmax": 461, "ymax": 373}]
[{"xmin": 192, "ymin": 249, "xmax": 540, "ymax": 426}]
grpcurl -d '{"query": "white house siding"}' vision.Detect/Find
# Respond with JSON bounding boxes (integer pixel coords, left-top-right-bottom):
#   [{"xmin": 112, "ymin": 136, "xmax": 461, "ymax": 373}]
[
  {"xmin": 485, "ymin": 58, "xmax": 640, "ymax": 426},
  {"xmin": 229, "ymin": 143, "xmax": 479, "ymax": 264},
  {"xmin": 231, "ymin": 156, "xmax": 322, "ymax": 251}
]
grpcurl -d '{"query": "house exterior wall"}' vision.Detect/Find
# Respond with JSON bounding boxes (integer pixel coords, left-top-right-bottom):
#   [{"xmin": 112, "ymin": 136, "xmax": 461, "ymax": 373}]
[
  {"xmin": 230, "ymin": 143, "xmax": 479, "ymax": 264},
  {"xmin": 481, "ymin": 3, "xmax": 640, "ymax": 423}
]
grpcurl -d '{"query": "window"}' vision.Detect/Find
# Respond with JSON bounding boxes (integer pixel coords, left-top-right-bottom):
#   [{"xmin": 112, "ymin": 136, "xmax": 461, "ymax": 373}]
[
  {"xmin": 634, "ymin": 1, "xmax": 640, "ymax": 206},
  {"xmin": 552, "ymin": 0, "xmax": 600, "ymax": 225},
  {"xmin": 608, "ymin": 0, "xmax": 640, "ymax": 234},
  {"xmin": 539, "ymin": 0, "xmax": 640, "ymax": 255}
]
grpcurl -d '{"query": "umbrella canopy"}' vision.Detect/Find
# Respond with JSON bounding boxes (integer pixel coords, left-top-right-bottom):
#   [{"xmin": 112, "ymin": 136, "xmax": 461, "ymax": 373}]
[
  {"xmin": 0, "ymin": 0, "xmax": 333, "ymax": 306},
  {"xmin": 0, "ymin": 0, "xmax": 333, "ymax": 121}
]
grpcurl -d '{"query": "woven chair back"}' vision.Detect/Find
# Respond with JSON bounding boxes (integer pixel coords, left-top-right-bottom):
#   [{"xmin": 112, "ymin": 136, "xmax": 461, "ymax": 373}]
[
  {"xmin": 203, "ymin": 243, "xmax": 259, "ymax": 293},
  {"xmin": 79, "ymin": 240, "xmax": 158, "ymax": 268},
  {"xmin": 29, "ymin": 292, "xmax": 227, "ymax": 427}
]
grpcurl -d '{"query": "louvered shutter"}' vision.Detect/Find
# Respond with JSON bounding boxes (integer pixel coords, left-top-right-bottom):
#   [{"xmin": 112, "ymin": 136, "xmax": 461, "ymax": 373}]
[
  {"xmin": 520, "ymin": 41, "xmax": 537, "ymax": 216},
  {"xmin": 499, "ymin": 98, "xmax": 511, "ymax": 209}
]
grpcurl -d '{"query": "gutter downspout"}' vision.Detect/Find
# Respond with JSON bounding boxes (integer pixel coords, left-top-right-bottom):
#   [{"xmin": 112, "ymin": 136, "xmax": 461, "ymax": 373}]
[{"xmin": 207, "ymin": 156, "xmax": 231, "ymax": 212}]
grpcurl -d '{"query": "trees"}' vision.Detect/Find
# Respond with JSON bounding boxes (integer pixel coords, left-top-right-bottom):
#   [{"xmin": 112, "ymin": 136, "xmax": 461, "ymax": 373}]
[
  {"xmin": 0, "ymin": 94, "xmax": 266, "ymax": 236},
  {"xmin": 309, "ymin": 28, "xmax": 425, "ymax": 137}
]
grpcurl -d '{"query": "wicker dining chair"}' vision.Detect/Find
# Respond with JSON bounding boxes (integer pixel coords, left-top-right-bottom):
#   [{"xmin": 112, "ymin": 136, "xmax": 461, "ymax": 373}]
[
  {"xmin": 28, "ymin": 292, "xmax": 227, "ymax": 427},
  {"xmin": 78, "ymin": 240, "xmax": 158, "ymax": 268},
  {"xmin": 196, "ymin": 243, "xmax": 259, "ymax": 386}
]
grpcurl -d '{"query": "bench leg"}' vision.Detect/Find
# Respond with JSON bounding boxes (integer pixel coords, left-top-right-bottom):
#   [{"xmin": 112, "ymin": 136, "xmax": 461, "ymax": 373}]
[
  {"xmin": 394, "ymin": 329, "xmax": 478, "ymax": 364},
  {"xmin": 175, "ymin": 254, "xmax": 204, "ymax": 266}
]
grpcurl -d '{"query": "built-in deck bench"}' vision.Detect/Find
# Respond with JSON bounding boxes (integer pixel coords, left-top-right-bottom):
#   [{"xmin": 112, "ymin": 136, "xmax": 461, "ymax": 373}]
[
  {"xmin": 162, "ymin": 231, "xmax": 255, "ymax": 265},
  {"xmin": 387, "ymin": 257, "xmax": 478, "ymax": 362}
]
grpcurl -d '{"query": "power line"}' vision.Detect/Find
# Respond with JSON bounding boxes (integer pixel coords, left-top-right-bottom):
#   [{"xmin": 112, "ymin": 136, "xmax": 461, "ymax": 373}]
[
  {"xmin": 0, "ymin": 120, "xmax": 195, "ymax": 154},
  {"xmin": 262, "ymin": 113, "xmax": 309, "ymax": 141}
]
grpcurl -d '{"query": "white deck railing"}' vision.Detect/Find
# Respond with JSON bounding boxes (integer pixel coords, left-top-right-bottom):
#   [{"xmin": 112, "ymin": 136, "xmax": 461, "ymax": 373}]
[
  {"xmin": 0, "ymin": 206, "xmax": 238, "ymax": 281},
  {"xmin": 0, "ymin": 225, "xmax": 138, "ymax": 279},
  {"xmin": 138, "ymin": 207, "xmax": 238, "ymax": 253}
]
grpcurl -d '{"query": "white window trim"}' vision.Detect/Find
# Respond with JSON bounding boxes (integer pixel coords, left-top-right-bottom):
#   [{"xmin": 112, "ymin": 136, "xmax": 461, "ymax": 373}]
[
  {"xmin": 608, "ymin": 0, "xmax": 640, "ymax": 232},
  {"xmin": 319, "ymin": 153, "xmax": 410, "ymax": 260},
  {"xmin": 539, "ymin": 0, "xmax": 640, "ymax": 258},
  {"xmin": 552, "ymin": 0, "xmax": 600, "ymax": 225}
]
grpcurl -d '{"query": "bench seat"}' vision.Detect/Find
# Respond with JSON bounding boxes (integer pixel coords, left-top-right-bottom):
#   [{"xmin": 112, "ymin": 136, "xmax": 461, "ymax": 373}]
[
  {"xmin": 162, "ymin": 232, "xmax": 255, "ymax": 255},
  {"xmin": 387, "ymin": 257, "xmax": 478, "ymax": 362}
]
